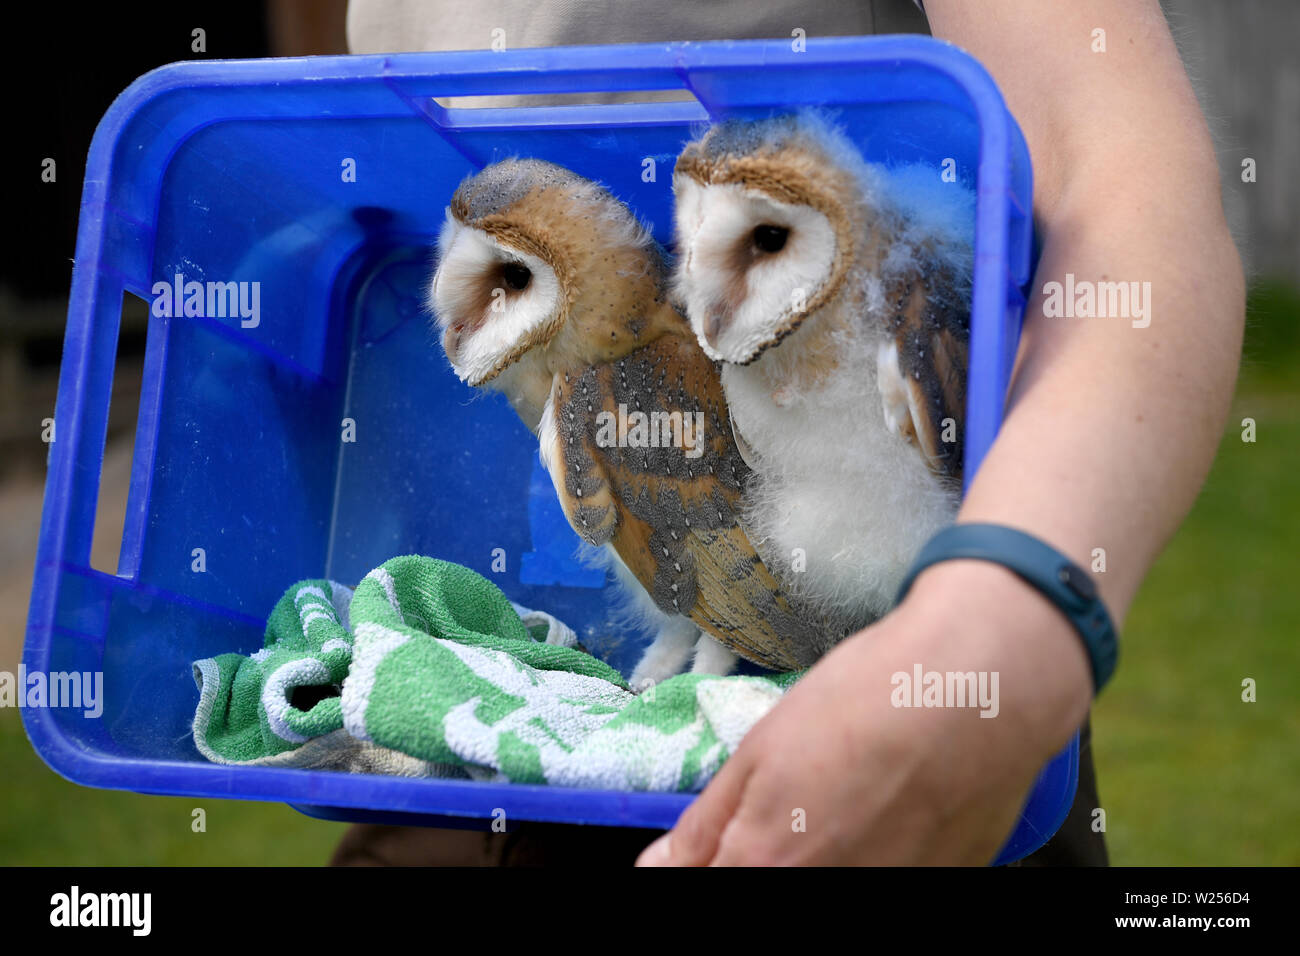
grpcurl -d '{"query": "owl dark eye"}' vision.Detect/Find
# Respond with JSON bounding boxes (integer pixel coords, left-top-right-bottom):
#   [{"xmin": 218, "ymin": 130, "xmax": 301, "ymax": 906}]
[
  {"xmin": 752, "ymin": 224, "xmax": 789, "ymax": 254},
  {"xmin": 501, "ymin": 261, "xmax": 532, "ymax": 291}
]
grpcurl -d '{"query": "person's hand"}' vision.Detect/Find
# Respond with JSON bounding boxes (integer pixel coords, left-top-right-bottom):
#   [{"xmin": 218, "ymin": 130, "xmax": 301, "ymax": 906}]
[{"xmin": 635, "ymin": 560, "xmax": 1093, "ymax": 865}]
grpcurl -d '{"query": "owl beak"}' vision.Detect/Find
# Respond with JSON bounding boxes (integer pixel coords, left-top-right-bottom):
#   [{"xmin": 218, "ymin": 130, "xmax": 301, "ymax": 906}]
[
  {"xmin": 703, "ymin": 305, "xmax": 731, "ymax": 347},
  {"xmin": 442, "ymin": 324, "xmax": 463, "ymax": 362}
]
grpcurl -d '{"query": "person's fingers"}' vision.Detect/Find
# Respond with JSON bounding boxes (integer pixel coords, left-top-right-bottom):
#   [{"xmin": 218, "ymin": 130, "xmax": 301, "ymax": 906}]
[
  {"xmin": 636, "ymin": 740, "xmax": 756, "ymax": 866},
  {"xmin": 707, "ymin": 760, "xmax": 806, "ymax": 866},
  {"xmin": 708, "ymin": 810, "xmax": 771, "ymax": 866}
]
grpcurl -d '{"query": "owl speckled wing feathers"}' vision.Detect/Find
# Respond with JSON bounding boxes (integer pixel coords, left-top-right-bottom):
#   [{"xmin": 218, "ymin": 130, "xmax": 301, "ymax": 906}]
[
  {"xmin": 431, "ymin": 158, "xmax": 820, "ymax": 676},
  {"xmin": 876, "ymin": 249, "xmax": 970, "ymax": 481},
  {"xmin": 545, "ymin": 332, "xmax": 816, "ymax": 671}
]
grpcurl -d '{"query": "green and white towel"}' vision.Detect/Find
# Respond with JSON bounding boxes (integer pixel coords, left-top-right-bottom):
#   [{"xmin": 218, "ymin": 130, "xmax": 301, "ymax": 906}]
[{"xmin": 192, "ymin": 555, "xmax": 799, "ymax": 791}]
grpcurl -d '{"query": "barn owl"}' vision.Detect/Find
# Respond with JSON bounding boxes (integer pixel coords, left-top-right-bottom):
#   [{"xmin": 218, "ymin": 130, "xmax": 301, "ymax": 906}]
[
  {"xmin": 429, "ymin": 159, "xmax": 823, "ymax": 686},
  {"xmin": 672, "ymin": 111, "xmax": 976, "ymax": 639}
]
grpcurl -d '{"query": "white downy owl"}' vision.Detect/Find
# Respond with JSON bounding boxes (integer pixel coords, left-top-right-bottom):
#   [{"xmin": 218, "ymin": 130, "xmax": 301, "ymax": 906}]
[{"xmin": 672, "ymin": 111, "xmax": 976, "ymax": 639}]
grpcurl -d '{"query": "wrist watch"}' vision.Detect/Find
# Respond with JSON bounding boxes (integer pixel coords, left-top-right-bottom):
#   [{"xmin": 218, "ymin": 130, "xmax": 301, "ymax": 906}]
[{"xmin": 894, "ymin": 523, "xmax": 1119, "ymax": 694}]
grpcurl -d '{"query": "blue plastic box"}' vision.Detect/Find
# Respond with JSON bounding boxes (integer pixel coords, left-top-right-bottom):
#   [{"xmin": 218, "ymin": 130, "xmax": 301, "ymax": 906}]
[{"xmin": 24, "ymin": 36, "xmax": 1075, "ymax": 864}]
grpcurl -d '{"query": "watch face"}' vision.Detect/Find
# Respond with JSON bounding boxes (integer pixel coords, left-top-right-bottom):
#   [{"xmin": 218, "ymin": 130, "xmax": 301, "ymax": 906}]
[{"xmin": 1058, "ymin": 563, "xmax": 1098, "ymax": 601}]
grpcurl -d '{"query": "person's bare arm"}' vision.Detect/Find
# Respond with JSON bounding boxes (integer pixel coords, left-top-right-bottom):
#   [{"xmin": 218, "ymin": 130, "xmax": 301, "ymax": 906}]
[
  {"xmin": 638, "ymin": 0, "xmax": 1243, "ymax": 865},
  {"xmin": 929, "ymin": 0, "xmax": 1243, "ymax": 625}
]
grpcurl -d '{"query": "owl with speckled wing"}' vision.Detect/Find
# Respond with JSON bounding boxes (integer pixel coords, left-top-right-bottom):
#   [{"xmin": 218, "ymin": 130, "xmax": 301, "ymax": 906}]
[
  {"xmin": 672, "ymin": 112, "xmax": 976, "ymax": 639},
  {"xmin": 428, "ymin": 159, "xmax": 825, "ymax": 686}
]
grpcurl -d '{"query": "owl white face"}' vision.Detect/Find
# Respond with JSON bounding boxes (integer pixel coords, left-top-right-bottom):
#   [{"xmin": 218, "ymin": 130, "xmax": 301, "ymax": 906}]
[
  {"xmin": 430, "ymin": 213, "xmax": 564, "ymax": 387},
  {"xmin": 673, "ymin": 176, "xmax": 839, "ymax": 365}
]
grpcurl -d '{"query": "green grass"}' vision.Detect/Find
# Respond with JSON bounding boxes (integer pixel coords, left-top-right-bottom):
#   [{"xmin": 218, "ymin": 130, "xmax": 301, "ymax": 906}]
[
  {"xmin": 0, "ymin": 709, "xmax": 347, "ymax": 864},
  {"xmin": 1092, "ymin": 278, "xmax": 1300, "ymax": 865},
  {"xmin": 1, "ymin": 281, "xmax": 1296, "ymax": 866}
]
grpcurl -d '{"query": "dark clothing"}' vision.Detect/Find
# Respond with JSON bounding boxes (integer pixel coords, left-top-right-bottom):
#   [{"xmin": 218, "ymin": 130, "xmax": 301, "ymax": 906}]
[{"xmin": 1016, "ymin": 719, "xmax": 1108, "ymax": 866}]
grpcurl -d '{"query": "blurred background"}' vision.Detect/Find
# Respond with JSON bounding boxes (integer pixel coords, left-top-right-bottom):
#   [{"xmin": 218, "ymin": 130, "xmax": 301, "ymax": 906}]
[{"xmin": 0, "ymin": 0, "xmax": 1295, "ymax": 865}]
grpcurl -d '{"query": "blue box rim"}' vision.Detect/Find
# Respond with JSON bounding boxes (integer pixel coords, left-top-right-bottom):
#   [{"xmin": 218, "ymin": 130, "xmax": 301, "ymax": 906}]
[{"xmin": 24, "ymin": 35, "xmax": 1072, "ymax": 865}]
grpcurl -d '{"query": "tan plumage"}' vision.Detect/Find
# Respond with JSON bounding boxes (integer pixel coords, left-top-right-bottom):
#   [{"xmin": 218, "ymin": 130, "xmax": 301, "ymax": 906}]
[
  {"xmin": 548, "ymin": 334, "xmax": 814, "ymax": 669},
  {"xmin": 429, "ymin": 159, "xmax": 822, "ymax": 677},
  {"xmin": 878, "ymin": 247, "xmax": 969, "ymax": 479}
]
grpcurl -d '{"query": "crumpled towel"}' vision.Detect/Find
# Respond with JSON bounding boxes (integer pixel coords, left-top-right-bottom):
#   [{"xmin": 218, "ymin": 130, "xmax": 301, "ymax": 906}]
[{"xmin": 192, "ymin": 555, "xmax": 799, "ymax": 790}]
